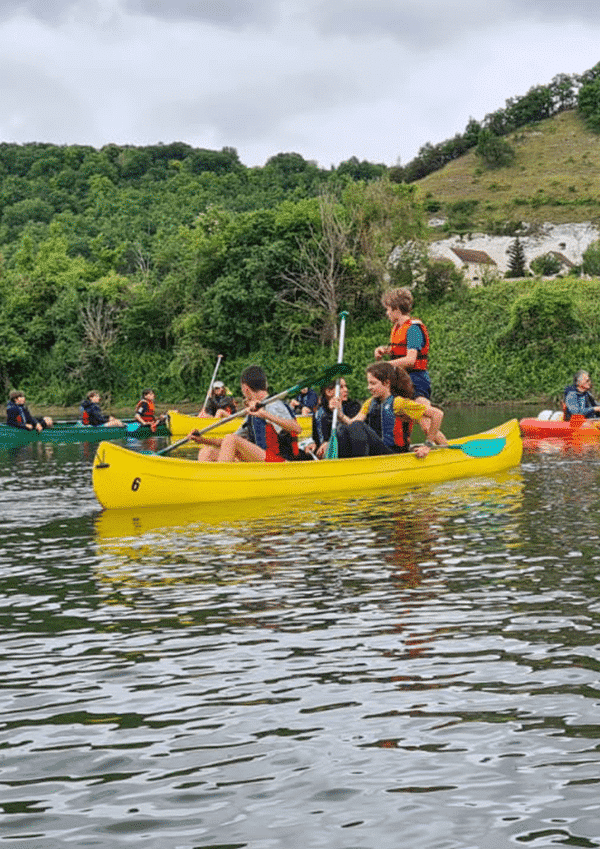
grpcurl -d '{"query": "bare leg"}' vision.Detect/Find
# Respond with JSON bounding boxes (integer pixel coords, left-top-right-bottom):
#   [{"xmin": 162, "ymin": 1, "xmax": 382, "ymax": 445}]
[
  {"xmin": 198, "ymin": 445, "xmax": 220, "ymax": 462},
  {"xmin": 218, "ymin": 433, "xmax": 266, "ymax": 463}
]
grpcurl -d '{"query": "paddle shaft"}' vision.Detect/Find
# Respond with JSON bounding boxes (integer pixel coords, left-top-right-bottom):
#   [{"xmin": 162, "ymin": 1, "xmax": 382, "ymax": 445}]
[
  {"xmin": 325, "ymin": 311, "xmax": 349, "ymax": 460},
  {"xmin": 329, "ymin": 312, "xmax": 348, "ymax": 435},
  {"xmin": 200, "ymin": 354, "xmax": 224, "ymax": 414}
]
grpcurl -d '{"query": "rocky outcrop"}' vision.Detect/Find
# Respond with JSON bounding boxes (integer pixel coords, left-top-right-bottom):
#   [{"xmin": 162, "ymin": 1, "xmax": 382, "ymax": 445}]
[{"xmin": 428, "ymin": 222, "xmax": 599, "ymax": 274}]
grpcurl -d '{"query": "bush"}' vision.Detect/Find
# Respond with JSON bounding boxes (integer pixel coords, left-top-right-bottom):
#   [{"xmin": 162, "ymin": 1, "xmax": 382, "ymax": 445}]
[{"xmin": 530, "ymin": 253, "xmax": 561, "ymax": 276}]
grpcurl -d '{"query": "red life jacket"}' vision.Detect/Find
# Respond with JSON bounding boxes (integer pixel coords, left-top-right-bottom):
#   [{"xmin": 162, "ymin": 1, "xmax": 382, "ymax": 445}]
[
  {"xmin": 245, "ymin": 403, "xmax": 299, "ymax": 461},
  {"xmin": 390, "ymin": 318, "xmax": 429, "ymax": 371}
]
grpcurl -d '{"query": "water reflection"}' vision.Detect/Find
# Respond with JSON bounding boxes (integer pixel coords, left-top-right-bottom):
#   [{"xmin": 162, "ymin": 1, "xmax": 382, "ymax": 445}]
[{"xmin": 5, "ymin": 429, "xmax": 600, "ymax": 848}]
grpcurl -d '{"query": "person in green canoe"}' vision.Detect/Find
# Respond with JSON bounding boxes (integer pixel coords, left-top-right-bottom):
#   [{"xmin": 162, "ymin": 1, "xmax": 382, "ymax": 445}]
[
  {"xmin": 79, "ymin": 391, "xmax": 123, "ymax": 427},
  {"xmin": 6, "ymin": 390, "xmax": 53, "ymax": 431}
]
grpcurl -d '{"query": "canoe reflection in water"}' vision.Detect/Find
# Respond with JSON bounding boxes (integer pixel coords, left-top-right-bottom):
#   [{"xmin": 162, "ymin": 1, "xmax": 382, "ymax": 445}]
[{"xmin": 93, "ymin": 471, "xmax": 524, "ymax": 627}]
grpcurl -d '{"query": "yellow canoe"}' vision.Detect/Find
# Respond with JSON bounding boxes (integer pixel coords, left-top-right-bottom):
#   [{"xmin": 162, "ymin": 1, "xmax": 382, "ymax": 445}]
[
  {"xmin": 92, "ymin": 419, "xmax": 522, "ymax": 510},
  {"xmin": 167, "ymin": 408, "xmax": 313, "ymax": 438}
]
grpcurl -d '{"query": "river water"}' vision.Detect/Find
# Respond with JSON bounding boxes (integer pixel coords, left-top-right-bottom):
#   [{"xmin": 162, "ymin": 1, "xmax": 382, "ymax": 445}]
[{"xmin": 1, "ymin": 407, "xmax": 600, "ymax": 849}]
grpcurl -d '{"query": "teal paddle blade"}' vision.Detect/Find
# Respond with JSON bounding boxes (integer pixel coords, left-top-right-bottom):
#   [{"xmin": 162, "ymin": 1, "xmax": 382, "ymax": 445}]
[
  {"xmin": 126, "ymin": 422, "xmax": 140, "ymax": 433},
  {"xmin": 448, "ymin": 437, "xmax": 506, "ymax": 457},
  {"xmin": 324, "ymin": 429, "xmax": 338, "ymax": 459}
]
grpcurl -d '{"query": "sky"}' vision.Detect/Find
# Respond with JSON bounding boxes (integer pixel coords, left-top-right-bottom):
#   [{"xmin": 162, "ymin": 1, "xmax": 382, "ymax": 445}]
[{"xmin": 1, "ymin": 0, "xmax": 600, "ymax": 169}]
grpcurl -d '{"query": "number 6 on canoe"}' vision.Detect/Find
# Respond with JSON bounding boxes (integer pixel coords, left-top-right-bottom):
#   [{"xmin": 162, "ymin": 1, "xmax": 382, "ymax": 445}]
[{"xmin": 156, "ymin": 362, "xmax": 353, "ymax": 456}]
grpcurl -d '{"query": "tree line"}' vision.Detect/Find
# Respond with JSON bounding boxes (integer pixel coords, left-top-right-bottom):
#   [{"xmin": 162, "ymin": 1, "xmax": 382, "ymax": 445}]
[{"xmin": 0, "ymin": 141, "xmax": 430, "ymax": 405}]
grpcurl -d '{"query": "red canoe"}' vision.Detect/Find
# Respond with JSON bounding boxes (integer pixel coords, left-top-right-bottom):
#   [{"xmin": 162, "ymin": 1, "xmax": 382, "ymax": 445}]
[{"xmin": 519, "ymin": 413, "xmax": 600, "ymax": 440}]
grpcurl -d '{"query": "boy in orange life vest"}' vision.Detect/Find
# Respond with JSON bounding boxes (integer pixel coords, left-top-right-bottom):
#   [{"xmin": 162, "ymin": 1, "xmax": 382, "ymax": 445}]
[
  {"xmin": 134, "ymin": 388, "xmax": 166, "ymax": 430},
  {"xmin": 374, "ymin": 287, "xmax": 446, "ymax": 445},
  {"xmin": 188, "ymin": 365, "xmax": 302, "ymax": 463}
]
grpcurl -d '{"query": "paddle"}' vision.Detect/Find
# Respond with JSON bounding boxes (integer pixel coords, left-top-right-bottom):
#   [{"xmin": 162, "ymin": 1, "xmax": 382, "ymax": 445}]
[
  {"xmin": 156, "ymin": 361, "xmax": 353, "ymax": 456},
  {"xmin": 325, "ymin": 311, "xmax": 349, "ymax": 460},
  {"xmin": 200, "ymin": 353, "xmax": 224, "ymax": 415},
  {"xmin": 412, "ymin": 437, "xmax": 507, "ymax": 458}
]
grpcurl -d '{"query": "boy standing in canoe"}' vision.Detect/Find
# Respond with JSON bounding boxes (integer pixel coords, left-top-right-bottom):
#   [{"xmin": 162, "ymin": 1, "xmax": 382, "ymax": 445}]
[
  {"xmin": 6, "ymin": 391, "xmax": 53, "ymax": 431},
  {"xmin": 374, "ymin": 286, "xmax": 446, "ymax": 445},
  {"xmin": 189, "ymin": 365, "xmax": 303, "ymax": 462}
]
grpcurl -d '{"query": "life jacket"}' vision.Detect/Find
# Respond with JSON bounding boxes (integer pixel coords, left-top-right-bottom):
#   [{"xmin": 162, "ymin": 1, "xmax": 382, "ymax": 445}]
[
  {"xmin": 365, "ymin": 395, "xmax": 412, "ymax": 452},
  {"xmin": 390, "ymin": 318, "xmax": 429, "ymax": 371},
  {"xmin": 245, "ymin": 402, "xmax": 299, "ymax": 461},
  {"xmin": 79, "ymin": 399, "xmax": 92, "ymax": 426},
  {"xmin": 136, "ymin": 398, "xmax": 156, "ymax": 423}
]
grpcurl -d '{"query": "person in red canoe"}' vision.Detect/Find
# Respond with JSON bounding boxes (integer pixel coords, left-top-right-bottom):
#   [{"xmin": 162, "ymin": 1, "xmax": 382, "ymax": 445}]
[
  {"xmin": 6, "ymin": 390, "xmax": 53, "ymax": 431},
  {"xmin": 563, "ymin": 370, "xmax": 600, "ymax": 421}
]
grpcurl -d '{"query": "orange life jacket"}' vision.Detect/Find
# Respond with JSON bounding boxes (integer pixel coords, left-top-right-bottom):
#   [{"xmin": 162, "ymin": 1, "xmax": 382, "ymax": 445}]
[
  {"xmin": 136, "ymin": 398, "xmax": 156, "ymax": 423},
  {"xmin": 390, "ymin": 318, "xmax": 429, "ymax": 371}
]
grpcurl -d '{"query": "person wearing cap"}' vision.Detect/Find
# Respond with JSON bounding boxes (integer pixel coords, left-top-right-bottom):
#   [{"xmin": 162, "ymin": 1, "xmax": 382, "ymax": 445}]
[{"xmin": 203, "ymin": 381, "xmax": 237, "ymax": 419}]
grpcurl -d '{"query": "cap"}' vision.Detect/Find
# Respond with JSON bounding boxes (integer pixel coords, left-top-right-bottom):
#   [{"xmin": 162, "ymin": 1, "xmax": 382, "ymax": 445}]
[{"xmin": 213, "ymin": 381, "xmax": 225, "ymax": 389}]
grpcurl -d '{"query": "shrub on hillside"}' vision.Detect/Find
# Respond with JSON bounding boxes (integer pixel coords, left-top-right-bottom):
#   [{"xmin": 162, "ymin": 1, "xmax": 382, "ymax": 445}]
[
  {"xmin": 475, "ymin": 129, "xmax": 516, "ymax": 169},
  {"xmin": 530, "ymin": 253, "xmax": 561, "ymax": 277},
  {"xmin": 495, "ymin": 285, "xmax": 580, "ymax": 355},
  {"xmin": 582, "ymin": 239, "xmax": 600, "ymax": 276}
]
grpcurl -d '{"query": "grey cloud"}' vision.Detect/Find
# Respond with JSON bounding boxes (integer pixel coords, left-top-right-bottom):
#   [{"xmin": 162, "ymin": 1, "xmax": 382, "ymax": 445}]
[
  {"xmin": 122, "ymin": 0, "xmax": 279, "ymax": 28},
  {"xmin": 0, "ymin": 0, "xmax": 96, "ymax": 23},
  {"xmin": 0, "ymin": 59, "xmax": 93, "ymax": 143},
  {"xmin": 137, "ymin": 68, "xmax": 360, "ymax": 147},
  {"xmin": 309, "ymin": 0, "xmax": 600, "ymax": 46}
]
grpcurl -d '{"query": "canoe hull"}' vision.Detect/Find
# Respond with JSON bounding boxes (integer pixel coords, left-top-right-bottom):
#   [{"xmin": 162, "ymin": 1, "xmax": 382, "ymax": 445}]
[
  {"xmin": 167, "ymin": 409, "xmax": 313, "ymax": 438},
  {"xmin": 519, "ymin": 417, "xmax": 600, "ymax": 440},
  {"xmin": 0, "ymin": 420, "xmax": 169, "ymax": 447},
  {"xmin": 92, "ymin": 419, "xmax": 523, "ymax": 509}
]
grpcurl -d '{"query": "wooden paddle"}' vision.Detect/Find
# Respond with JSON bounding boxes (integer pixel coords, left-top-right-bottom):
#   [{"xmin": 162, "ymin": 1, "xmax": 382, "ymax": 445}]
[
  {"xmin": 325, "ymin": 311, "xmax": 349, "ymax": 460},
  {"xmin": 412, "ymin": 437, "xmax": 507, "ymax": 457},
  {"xmin": 156, "ymin": 362, "xmax": 353, "ymax": 456}
]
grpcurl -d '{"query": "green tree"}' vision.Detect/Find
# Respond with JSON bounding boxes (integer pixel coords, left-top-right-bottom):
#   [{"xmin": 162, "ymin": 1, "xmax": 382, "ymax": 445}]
[
  {"xmin": 530, "ymin": 253, "xmax": 561, "ymax": 277},
  {"xmin": 475, "ymin": 129, "xmax": 515, "ymax": 169},
  {"xmin": 582, "ymin": 239, "xmax": 600, "ymax": 276},
  {"xmin": 506, "ymin": 236, "xmax": 527, "ymax": 278},
  {"xmin": 578, "ymin": 76, "xmax": 600, "ymax": 132}
]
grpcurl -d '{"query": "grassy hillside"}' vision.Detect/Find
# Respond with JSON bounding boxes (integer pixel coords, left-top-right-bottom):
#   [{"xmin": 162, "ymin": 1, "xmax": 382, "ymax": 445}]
[{"xmin": 417, "ymin": 111, "xmax": 600, "ymax": 233}]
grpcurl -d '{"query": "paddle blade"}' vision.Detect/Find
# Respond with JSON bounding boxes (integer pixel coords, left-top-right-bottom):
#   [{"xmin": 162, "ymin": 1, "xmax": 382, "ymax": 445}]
[
  {"xmin": 308, "ymin": 362, "xmax": 352, "ymax": 389},
  {"xmin": 125, "ymin": 422, "xmax": 140, "ymax": 433},
  {"xmin": 324, "ymin": 430, "xmax": 339, "ymax": 459},
  {"xmin": 449, "ymin": 437, "xmax": 506, "ymax": 457}
]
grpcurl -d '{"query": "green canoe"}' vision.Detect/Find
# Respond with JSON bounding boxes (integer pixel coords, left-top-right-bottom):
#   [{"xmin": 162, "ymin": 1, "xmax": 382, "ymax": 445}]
[{"xmin": 0, "ymin": 419, "xmax": 170, "ymax": 447}]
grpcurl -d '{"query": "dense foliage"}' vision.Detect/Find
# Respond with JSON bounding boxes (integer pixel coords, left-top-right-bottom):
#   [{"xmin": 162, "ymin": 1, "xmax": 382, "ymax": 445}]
[{"xmin": 0, "ymin": 141, "xmax": 426, "ymax": 405}]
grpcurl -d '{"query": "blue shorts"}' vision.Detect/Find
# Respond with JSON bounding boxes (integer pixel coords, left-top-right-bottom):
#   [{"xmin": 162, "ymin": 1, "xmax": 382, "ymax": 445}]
[{"xmin": 409, "ymin": 370, "xmax": 431, "ymax": 400}]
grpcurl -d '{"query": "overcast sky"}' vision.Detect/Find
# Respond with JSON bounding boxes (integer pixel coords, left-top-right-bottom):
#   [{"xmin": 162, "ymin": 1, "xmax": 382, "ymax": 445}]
[{"xmin": 1, "ymin": 0, "xmax": 600, "ymax": 168}]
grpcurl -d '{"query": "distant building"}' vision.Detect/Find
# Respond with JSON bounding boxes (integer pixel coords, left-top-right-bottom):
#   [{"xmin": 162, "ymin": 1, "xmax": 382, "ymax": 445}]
[{"xmin": 449, "ymin": 247, "xmax": 497, "ymax": 283}]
